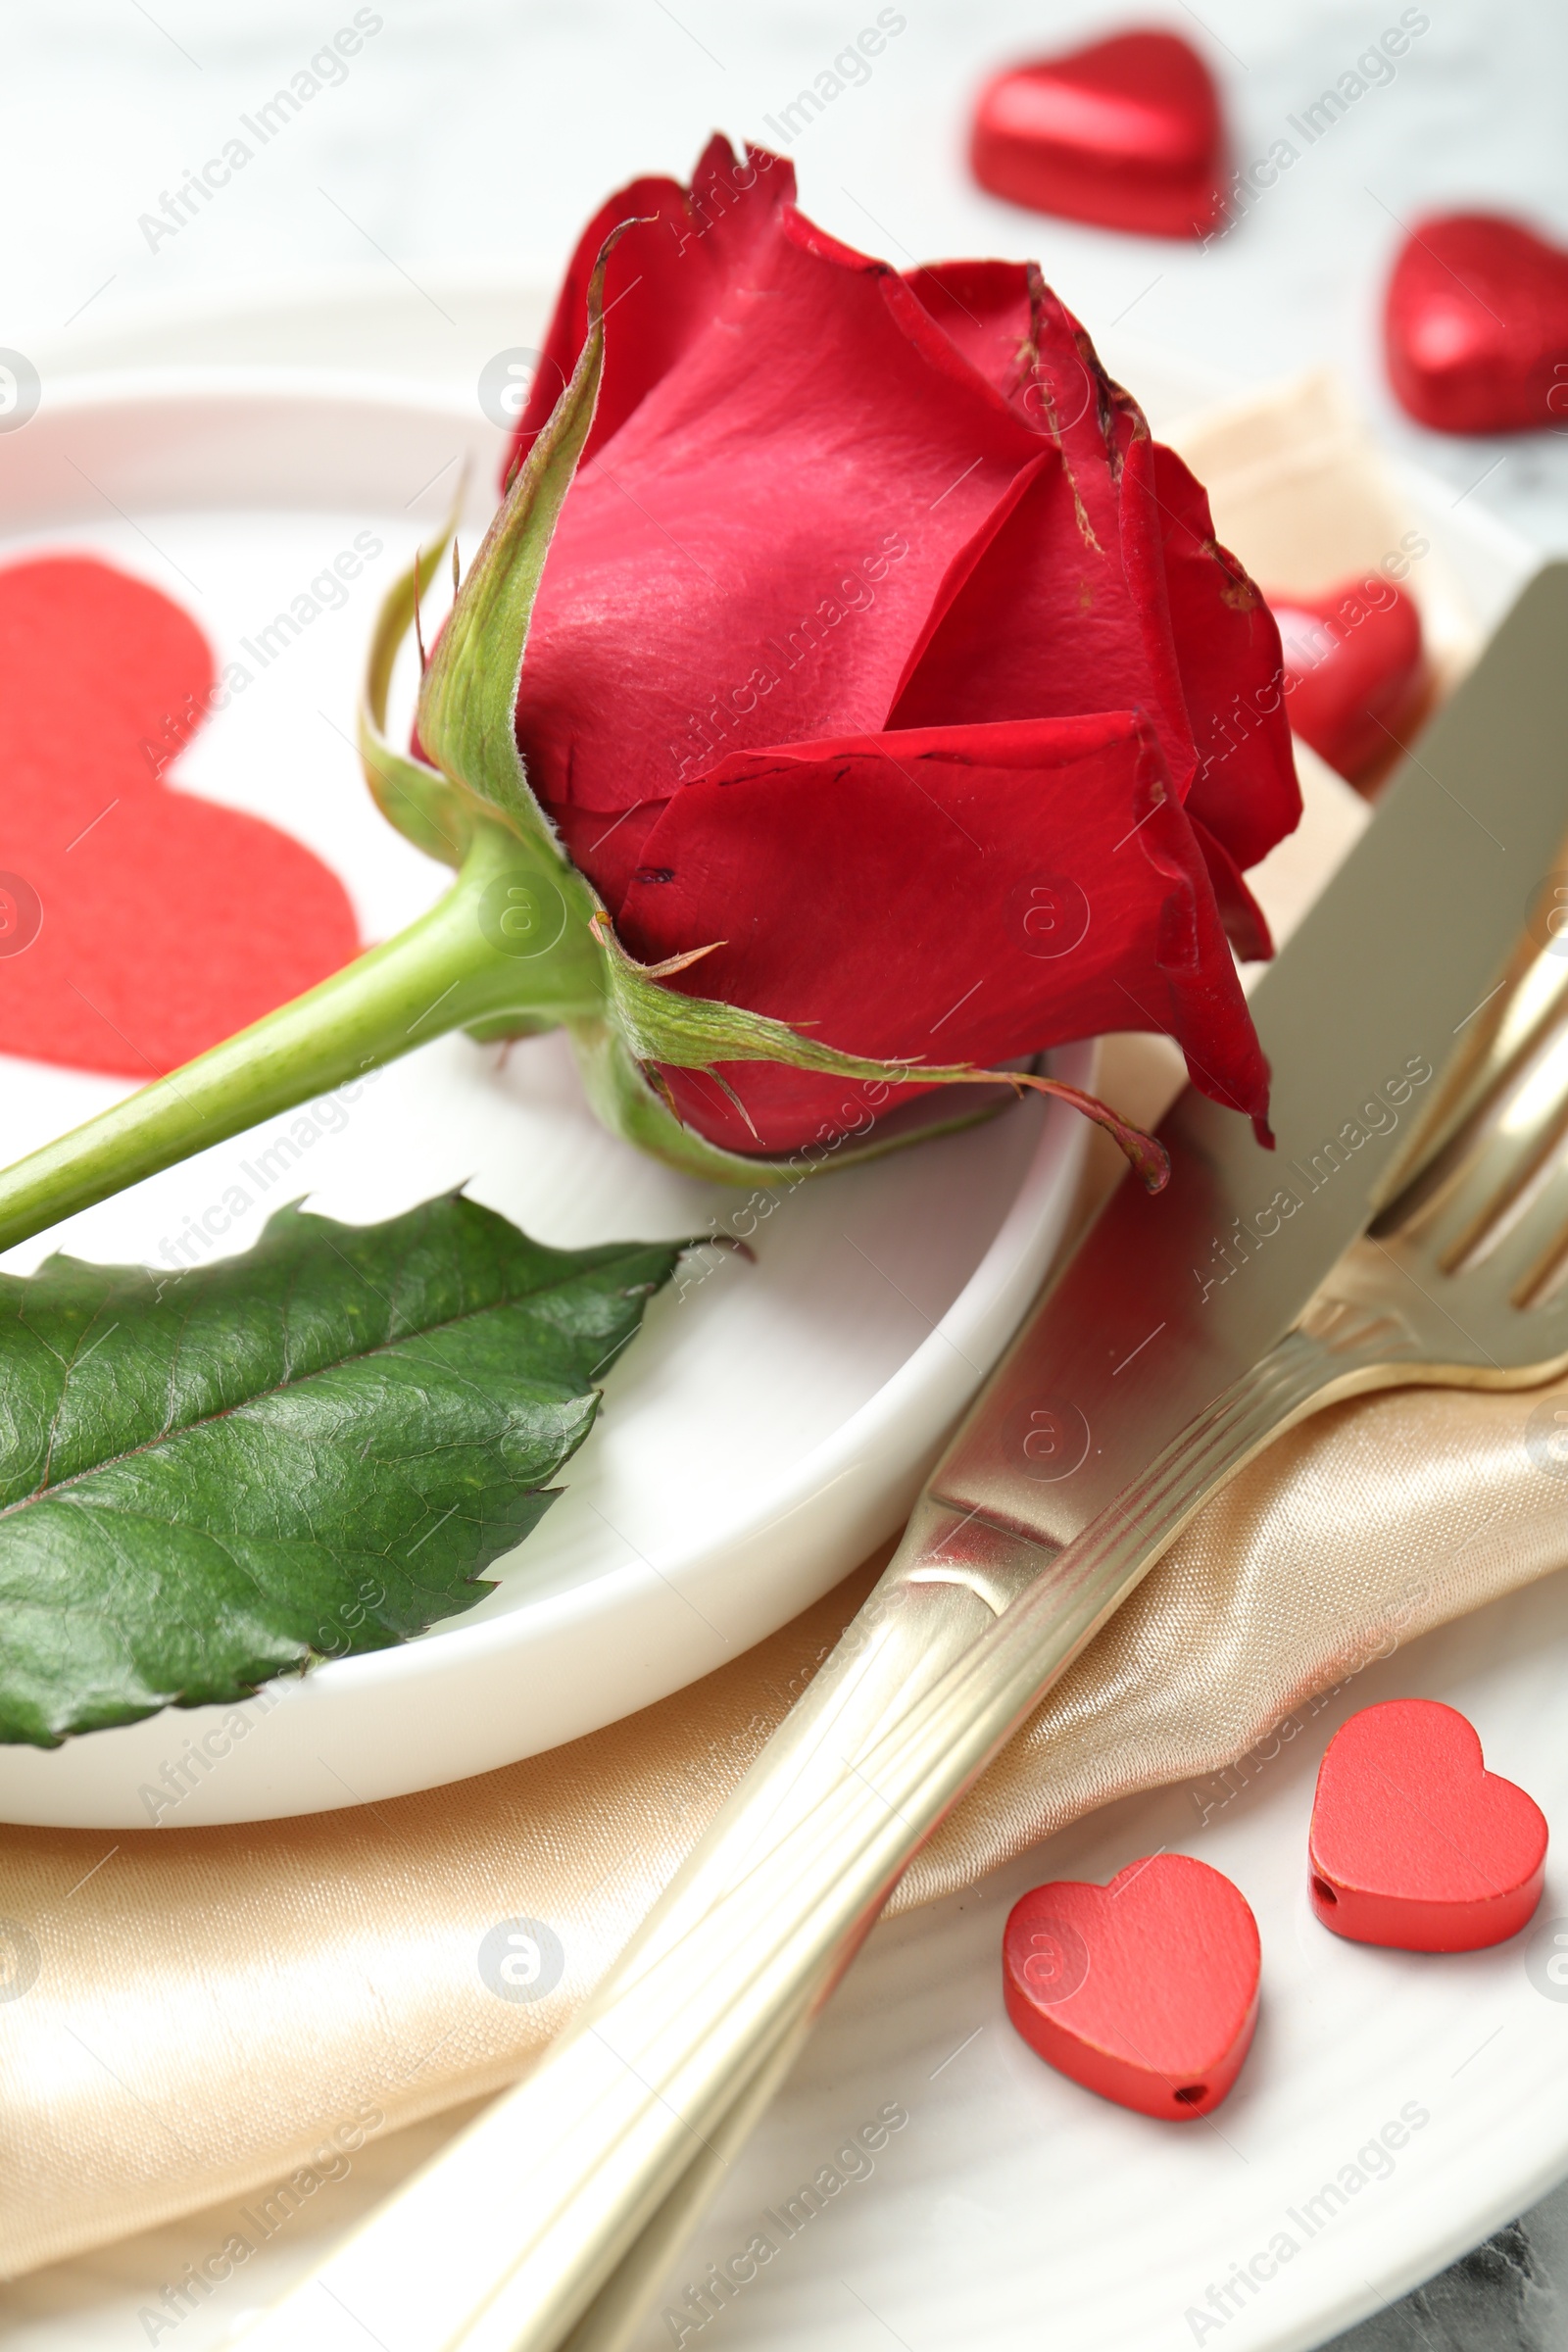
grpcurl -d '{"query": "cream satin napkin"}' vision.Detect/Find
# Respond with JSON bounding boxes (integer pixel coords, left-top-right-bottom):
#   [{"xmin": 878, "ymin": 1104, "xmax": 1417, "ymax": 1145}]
[{"xmin": 1, "ymin": 375, "xmax": 1551, "ymax": 2281}]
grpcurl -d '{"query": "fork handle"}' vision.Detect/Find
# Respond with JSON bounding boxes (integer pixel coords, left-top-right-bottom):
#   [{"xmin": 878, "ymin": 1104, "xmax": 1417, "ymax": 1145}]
[{"xmin": 233, "ymin": 1327, "xmax": 1352, "ymax": 2352}]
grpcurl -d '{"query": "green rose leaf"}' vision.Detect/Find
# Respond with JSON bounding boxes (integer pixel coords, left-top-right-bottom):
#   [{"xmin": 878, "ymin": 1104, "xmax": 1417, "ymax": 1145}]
[{"xmin": 0, "ymin": 1194, "xmax": 684, "ymax": 1746}]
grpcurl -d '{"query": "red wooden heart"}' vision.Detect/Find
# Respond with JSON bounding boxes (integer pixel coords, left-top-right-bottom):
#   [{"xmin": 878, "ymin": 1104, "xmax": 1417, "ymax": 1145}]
[
  {"xmin": 970, "ymin": 30, "xmax": 1227, "ymax": 239},
  {"xmin": 1309, "ymin": 1699, "xmax": 1548, "ymax": 1952},
  {"xmin": 1267, "ymin": 574, "xmax": 1429, "ymax": 790},
  {"xmin": 1003, "ymin": 1854, "xmax": 1260, "ymax": 2119},
  {"xmin": 1385, "ymin": 211, "xmax": 1568, "ymax": 435},
  {"xmin": 0, "ymin": 556, "xmax": 361, "ymax": 1079}
]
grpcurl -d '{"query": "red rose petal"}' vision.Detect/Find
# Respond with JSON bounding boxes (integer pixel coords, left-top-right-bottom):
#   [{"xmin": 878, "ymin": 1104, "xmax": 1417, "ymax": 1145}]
[
  {"xmin": 888, "ymin": 300, "xmax": 1298, "ymax": 940},
  {"xmin": 507, "ymin": 136, "xmax": 790, "ymax": 474},
  {"xmin": 901, "ymin": 260, "xmax": 1039, "ymax": 403},
  {"xmin": 1146, "ymin": 442, "xmax": 1299, "ymax": 873},
  {"xmin": 615, "ymin": 713, "xmax": 1270, "ymax": 1152},
  {"xmin": 0, "ymin": 556, "xmax": 361, "ymax": 1079},
  {"xmin": 514, "ymin": 139, "xmax": 1298, "ymax": 1162},
  {"xmin": 512, "ymin": 182, "xmax": 1041, "ymax": 822}
]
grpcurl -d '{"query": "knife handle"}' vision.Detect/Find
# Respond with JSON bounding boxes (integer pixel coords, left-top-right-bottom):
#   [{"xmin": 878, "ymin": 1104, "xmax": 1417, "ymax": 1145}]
[{"xmin": 231, "ymin": 1327, "xmax": 1349, "ymax": 2352}]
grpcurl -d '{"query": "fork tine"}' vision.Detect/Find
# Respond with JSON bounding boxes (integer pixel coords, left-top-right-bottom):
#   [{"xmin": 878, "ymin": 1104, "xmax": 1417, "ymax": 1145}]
[
  {"xmin": 1467, "ymin": 1141, "xmax": 1568, "ymax": 1308},
  {"xmin": 1392, "ymin": 942, "xmax": 1568, "ymax": 1205},
  {"xmin": 1488, "ymin": 945, "xmax": 1568, "ymax": 1079},
  {"xmin": 1412, "ymin": 1021, "xmax": 1568, "ymax": 1269}
]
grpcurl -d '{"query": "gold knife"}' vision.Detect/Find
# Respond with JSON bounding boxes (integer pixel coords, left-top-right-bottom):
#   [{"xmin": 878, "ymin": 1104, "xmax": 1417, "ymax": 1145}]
[{"xmin": 233, "ymin": 564, "xmax": 1568, "ymax": 2352}]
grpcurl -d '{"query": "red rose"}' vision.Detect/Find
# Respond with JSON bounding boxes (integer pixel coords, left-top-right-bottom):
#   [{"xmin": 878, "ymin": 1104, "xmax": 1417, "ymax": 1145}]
[
  {"xmin": 0, "ymin": 138, "xmax": 1302, "ymax": 1257},
  {"xmin": 507, "ymin": 136, "xmax": 1298, "ymax": 1150}
]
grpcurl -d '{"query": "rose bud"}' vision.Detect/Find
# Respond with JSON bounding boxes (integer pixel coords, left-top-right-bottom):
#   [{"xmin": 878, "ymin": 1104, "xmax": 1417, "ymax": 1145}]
[{"xmin": 0, "ymin": 139, "xmax": 1298, "ymax": 1252}]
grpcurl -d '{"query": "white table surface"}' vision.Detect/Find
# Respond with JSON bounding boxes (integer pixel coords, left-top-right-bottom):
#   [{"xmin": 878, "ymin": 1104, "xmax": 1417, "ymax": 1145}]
[{"xmin": 5, "ymin": 0, "xmax": 1568, "ymax": 558}]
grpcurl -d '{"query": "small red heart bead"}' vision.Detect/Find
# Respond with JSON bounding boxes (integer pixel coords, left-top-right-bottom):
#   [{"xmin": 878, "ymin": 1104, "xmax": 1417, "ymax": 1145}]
[
  {"xmin": 970, "ymin": 29, "xmax": 1227, "ymax": 240},
  {"xmin": 1266, "ymin": 574, "xmax": 1429, "ymax": 789},
  {"xmin": 0, "ymin": 556, "xmax": 361, "ymax": 1079},
  {"xmin": 1003, "ymin": 1854, "xmax": 1260, "ymax": 2119},
  {"xmin": 1309, "ymin": 1699, "xmax": 1548, "ymax": 1952},
  {"xmin": 1385, "ymin": 211, "xmax": 1568, "ymax": 435}
]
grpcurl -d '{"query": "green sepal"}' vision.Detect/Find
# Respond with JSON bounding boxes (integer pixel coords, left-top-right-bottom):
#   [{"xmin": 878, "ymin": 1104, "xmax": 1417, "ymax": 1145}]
[
  {"xmin": 359, "ymin": 520, "xmax": 478, "ymax": 869},
  {"xmin": 566, "ymin": 1016, "xmax": 1015, "ymax": 1186},
  {"xmin": 593, "ymin": 920, "xmax": 920, "ymax": 1108},
  {"xmin": 586, "ymin": 920, "xmax": 1169, "ymax": 1186},
  {"xmin": 414, "ymin": 229, "xmax": 634, "ymax": 855}
]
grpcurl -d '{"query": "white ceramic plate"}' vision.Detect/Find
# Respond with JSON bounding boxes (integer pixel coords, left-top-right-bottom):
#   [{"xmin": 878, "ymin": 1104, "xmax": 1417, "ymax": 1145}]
[{"xmin": 0, "ymin": 362, "xmax": 1093, "ymax": 1828}]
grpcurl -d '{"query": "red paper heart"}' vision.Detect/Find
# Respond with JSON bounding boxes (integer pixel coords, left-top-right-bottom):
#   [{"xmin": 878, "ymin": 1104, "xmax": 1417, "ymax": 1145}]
[
  {"xmin": 1385, "ymin": 212, "xmax": 1568, "ymax": 435},
  {"xmin": 1003, "ymin": 1854, "xmax": 1260, "ymax": 2118},
  {"xmin": 1267, "ymin": 574, "xmax": 1429, "ymax": 790},
  {"xmin": 970, "ymin": 30, "xmax": 1227, "ymax": 239},
  {"xmin": 1309, "ymin": 1699, "xmax": 1548, "ymax": 1952},
  {"xmin": 0, "ymin": 556, "xmax": 361, "ymax": 1079}
]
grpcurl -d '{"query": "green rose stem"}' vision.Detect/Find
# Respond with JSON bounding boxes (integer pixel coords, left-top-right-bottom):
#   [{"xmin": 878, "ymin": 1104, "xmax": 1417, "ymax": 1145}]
[
  {"xmin": 0, "ymin": 790, "xmax": 1163, "ymax": 1250},
  {"xmin": 0, "ymin": 231, "xmax": 1167, "ymax": 1255},
  {"xmin": 0, "ymin": 822, "xmax": 603, "ymax": 1252}
]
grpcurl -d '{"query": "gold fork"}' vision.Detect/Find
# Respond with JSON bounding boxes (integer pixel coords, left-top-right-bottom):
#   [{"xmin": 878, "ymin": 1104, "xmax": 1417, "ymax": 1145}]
[{"xmin": 231, "ymin": 936, "xmax": 1568, "ymax": 2352}]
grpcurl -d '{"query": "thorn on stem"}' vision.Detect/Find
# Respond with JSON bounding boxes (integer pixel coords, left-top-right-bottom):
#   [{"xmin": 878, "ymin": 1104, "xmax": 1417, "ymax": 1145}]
[{"xmin": 413, "ymin": 546, "xmax": 428, "ymax": 672}]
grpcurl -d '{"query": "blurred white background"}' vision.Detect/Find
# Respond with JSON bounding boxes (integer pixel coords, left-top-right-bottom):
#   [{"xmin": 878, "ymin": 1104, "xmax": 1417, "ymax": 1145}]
[{"xmin": 6, "ymin": 0, "xmax": 1568, "ymax": 548}]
